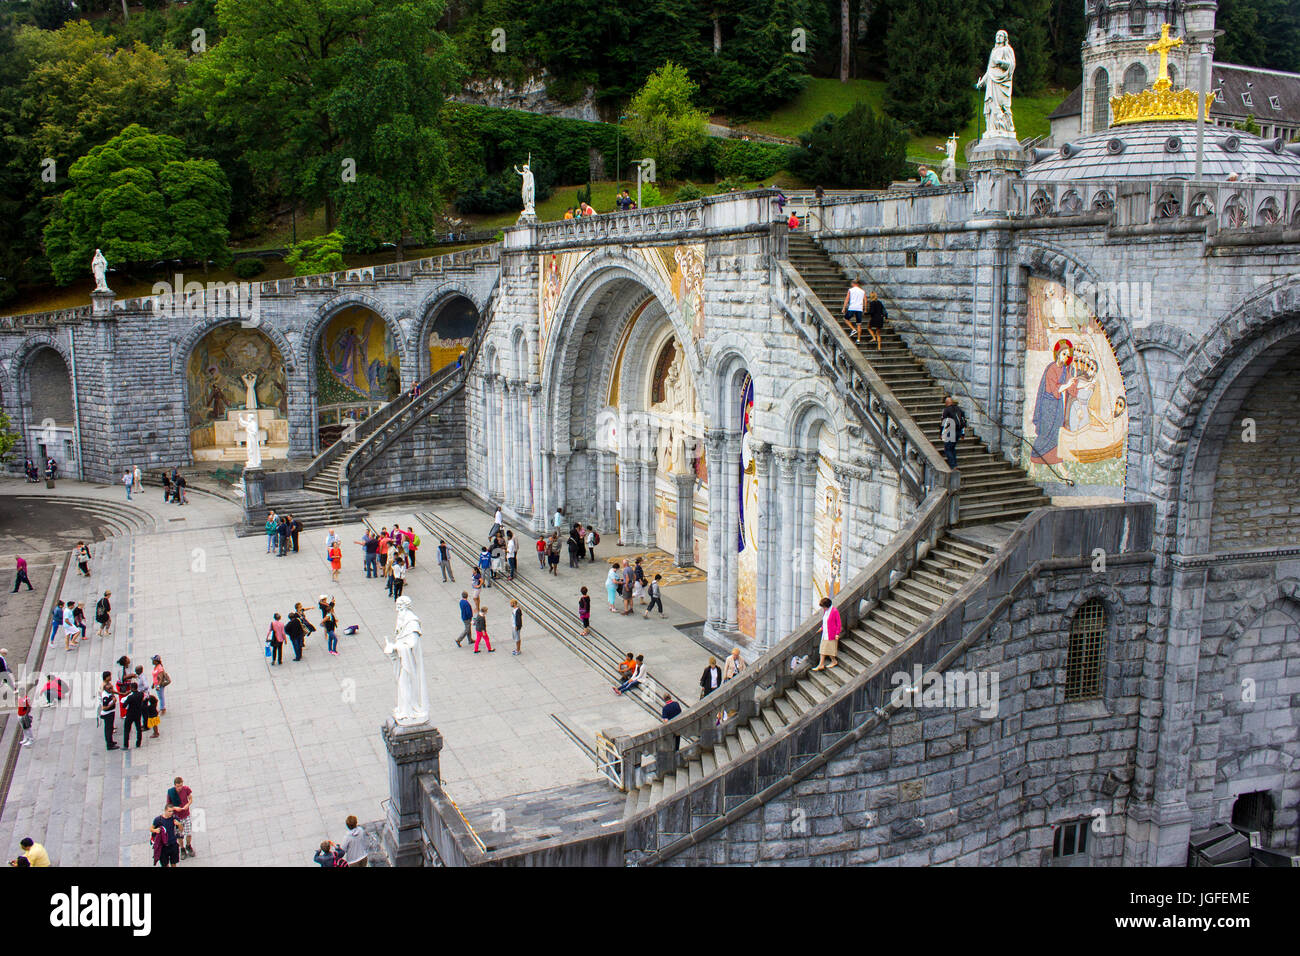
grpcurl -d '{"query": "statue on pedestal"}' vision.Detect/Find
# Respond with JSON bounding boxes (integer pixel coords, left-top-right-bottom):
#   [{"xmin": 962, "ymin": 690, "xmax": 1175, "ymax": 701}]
[
  {"xmin": 384, "ymin": 597, "xmax": 429, "ymax": 725},
  {"xmin": 241, "ymin": 372, "xmax": 259, "ymax": 411},
  {"xmin": 238, "ymin": 412, "xmax": 263, "ymax": 468},
  {"xmin": 941, "ymin": 134, "xmax": 958, "ymax": 183},
  {"xmin": 514, "ymin": 156, "xmax": 536, "ymax": 219},
  {"xmin": 976, "ymin": 30, "xmax": 1017, "ymax": 141},
  {"xmin": 91, "ymin": 249, "xmax": 111, "ymax": 293}
]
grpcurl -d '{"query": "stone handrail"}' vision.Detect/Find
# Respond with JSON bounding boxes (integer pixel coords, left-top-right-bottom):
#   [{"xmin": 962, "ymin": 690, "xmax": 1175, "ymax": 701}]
[
  {"xmin": 772, "ymin": 259, "xmax": 956, "ymax": 505},
  {"xmin": 506, "ymin": 189, "xmax": 779, "ymax": 251},
  {"xmin": 0, "ymin": 305, "xmax": 92, "ymax": 328},
  {"xmin": 1011, "ymin": 177, "xmax": 1300, "ymax": 230},
  {"xmin": 614, "ymin": 486, "xmax": 952, "ymax": 789}
]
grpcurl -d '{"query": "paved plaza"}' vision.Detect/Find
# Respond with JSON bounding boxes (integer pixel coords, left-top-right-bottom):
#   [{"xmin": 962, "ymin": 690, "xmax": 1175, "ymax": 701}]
[{"xmin": 0, "ymin": 483, "xmax": 711, "ymax": 866}]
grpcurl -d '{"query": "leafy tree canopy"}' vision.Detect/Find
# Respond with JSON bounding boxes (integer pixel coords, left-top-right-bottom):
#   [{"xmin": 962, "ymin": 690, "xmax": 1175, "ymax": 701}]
[
  {"xmin": 626, "ymin": 62, "xmax": 710, "ymax": 180},
  {"xmin": 790, "ymin": 101, "xmax": 908, "ymax": 187}
]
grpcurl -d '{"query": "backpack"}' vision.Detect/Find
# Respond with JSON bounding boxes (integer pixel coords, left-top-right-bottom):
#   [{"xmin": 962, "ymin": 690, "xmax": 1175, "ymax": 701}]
[
  {"xmin": 592, "ymin": 531, "xmax": 600, "ymax": 546},
  {"xmin": 954, "ymin": 407, "xmax": 967, "ymax": 439}
]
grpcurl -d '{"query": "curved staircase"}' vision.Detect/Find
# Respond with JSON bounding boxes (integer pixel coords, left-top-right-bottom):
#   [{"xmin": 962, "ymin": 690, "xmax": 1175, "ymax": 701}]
[{"xmin": 787, "ymin": 232, "xmax": 1049, "ymax": 525}]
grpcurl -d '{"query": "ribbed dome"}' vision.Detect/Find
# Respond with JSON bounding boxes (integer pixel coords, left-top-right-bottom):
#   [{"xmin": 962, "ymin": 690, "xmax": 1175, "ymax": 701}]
[{"xmin": 1027, "ymin": 122, "xmax": 1300, "ymax": 182}]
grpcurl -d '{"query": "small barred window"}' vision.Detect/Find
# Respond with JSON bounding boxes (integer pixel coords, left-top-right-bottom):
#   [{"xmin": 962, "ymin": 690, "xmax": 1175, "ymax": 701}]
[{"xmin": 1065, "ymin": 597, "xmax": 1106, "ymax": 701}]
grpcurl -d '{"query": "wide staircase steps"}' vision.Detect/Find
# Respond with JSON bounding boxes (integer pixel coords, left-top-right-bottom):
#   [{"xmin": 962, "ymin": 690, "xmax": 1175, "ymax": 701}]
[
  {"xmin": 624, "ymin": 529, "xmax": 1003, "ymax": 818},
  {"xmin": 304, "ymin": 457, "xmax": 347, "ymax": 497},
  {"xmin": 787, "ymin": 232, "xmax": 1050, "ymax": 526},
  {"xmin": 237, "ymin": 489, "xmax": 368, "ymax": 536}
]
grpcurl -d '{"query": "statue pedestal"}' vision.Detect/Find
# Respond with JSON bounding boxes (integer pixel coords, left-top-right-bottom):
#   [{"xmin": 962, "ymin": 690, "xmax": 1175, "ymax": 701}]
[
  {"xmin": 242, "ymin": 467, "xmax": 266, "ymax": 518},
  {"xmin": 965, "ymin": 137, "xmax": 1027, "ymax": 216},
  {"xmin": 382, "ymin": 718, "xmax": 443, "ymax": 867},
  {"xmin": 516, "ymin": 209, "xmax": 537, "ymax": 224},
  {"xmin": 91, "ymin": 290, "xmax": 115, "ymax": 316}
]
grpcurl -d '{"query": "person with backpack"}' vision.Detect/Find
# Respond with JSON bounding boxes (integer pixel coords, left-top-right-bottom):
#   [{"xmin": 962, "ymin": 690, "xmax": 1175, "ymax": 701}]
[
  {"xmin": 143, "ymin": 691, "xmax": 160, "ymax": 739},
  {"xmin": 16, "ymin": 694, "xmax": 34, "ymax": 747},
  {"xmin": 940, "ymin": 395, "xmax": 964, "ymax": 468},
  {"xmin": 406, "ymin": 527, "xmax": 420, "ymax": 568},
  {"xmin": 643, "ymin": 574, "xmax": 665, "ymax": 619},
  {"xmin": 95, "ymin": 591, "xmax": 112, "ymax": 638},
  {"xmin": 314, "ymin": 840, "xmax": 346, "ymax": 867},
  {"xmin": 285, "ymin": 612, "xmax": 307, "ymax": 661},
  {"xmin": 510, "ymin": 599, "xmax": 524, "ymax": 655},
  {"xmin": 72, "ymin": 602, "xmax": 87, "ymax": 641},
  {"xmin": 391, "ymin": 555, "xmax": 407, "ymax": 600},
  {"xmin": 585, "ymin": 526, "xmax": 599, "ymax": 562},
  {"xmin": 547, "ymin": 534, "xmax": 561, "ymax": 576}
]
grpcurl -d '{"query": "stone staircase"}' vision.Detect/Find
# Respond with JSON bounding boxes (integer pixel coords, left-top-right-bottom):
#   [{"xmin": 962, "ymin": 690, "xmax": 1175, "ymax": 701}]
[
  {"xmin": 787, "ymin": 232, "xmax": 1049, "ymax": 526},
  {"xmin": 304, "ymin": 456, "xmax": 345, "ymax": 498},
  {"xmin": 623, "ymin": 527, "xmax": 1005, "ymax": 816}
]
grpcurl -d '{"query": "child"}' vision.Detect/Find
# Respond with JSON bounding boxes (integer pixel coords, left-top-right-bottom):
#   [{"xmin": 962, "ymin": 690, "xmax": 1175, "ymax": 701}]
[
  {"xmin": 536, "ymin": 536, "xmax": 547, "ymax": 570},
  {"xmin": 473, "ymin": 606, "xmax": 493, "ymax": 653},
  {"xmin": 510, "ymin": 599, "xmax": 523, "ymax": 656},
  {"xmin": 578, "ymin": 587, "xmax": 591, "ymax": 636},
  {"xmin": 144, "ymin": 691, "xmax": 161, "ymax": 738}
]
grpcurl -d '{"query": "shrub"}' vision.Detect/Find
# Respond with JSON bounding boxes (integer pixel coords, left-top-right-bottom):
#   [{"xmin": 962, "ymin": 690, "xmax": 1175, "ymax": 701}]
[
  {"xmin": 285, "ymin": 231, "xmax": 345, "ymax": 277},
  {"xmin": 715, "ymin": 139, "xmax": 794, "ymax": 181},
  {"xmin": 637, "ymin": 184, "xmax": 665, "ymax": 207},
  {"xmin": 674, "ymin": 182, "xmax": 704, "ymax": 202},
  {"xmin": 233, "ymin": 257, "xmax": 266, "ymax": 279},
  {"xmin": 789, "ymin": 103, "xmax": 909, "ymax": 189}
]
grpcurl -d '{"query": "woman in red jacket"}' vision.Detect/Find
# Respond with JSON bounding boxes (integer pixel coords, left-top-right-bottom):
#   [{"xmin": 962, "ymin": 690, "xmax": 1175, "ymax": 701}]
[{"xmin": 811, "ymin": 597, "xmax": 841, "ymax": 671}]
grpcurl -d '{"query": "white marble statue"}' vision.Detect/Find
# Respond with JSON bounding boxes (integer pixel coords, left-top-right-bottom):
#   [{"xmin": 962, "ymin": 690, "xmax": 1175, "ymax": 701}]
[
  {"xmin": 941, "ymin": 134, "xmax": 958, "ymax": 183},
  {"xmin": 384, "ymin": 597, "xmax": 429, "ymax": 725},
  {"xmin": 976, "ymin": 30, "xmax": 1017, "ymax": 140},
  {"xmin": 514, "ymin": 156, "xmax": 536, "ymax": 218},
  {"xmin": 241, "ymin": 372, "xmax": 259, "ymax": 411},
  {"xmin": 91, "ymin": 249, "xmax": 110, "ymax": 293},
  {"xmin": 238, "ymin": 412, "xmax": 263, "ymax": 468}
]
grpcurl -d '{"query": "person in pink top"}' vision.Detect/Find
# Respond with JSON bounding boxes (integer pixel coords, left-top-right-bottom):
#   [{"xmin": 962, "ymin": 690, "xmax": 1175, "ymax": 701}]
[
  {"xmin": 812, "ymin": 597, "xmax": 841, "ymax": 671},
  {"xmin": 12, "ymin": 556, "xmax": 33, "ymax": 592},
  {"xmin": 267, "ymin": 613, "xmax": 287, "ymax": 666}
]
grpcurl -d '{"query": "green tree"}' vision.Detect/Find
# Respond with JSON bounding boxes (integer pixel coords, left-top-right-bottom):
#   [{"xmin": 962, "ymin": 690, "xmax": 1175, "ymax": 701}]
[
  {"xmin": 789, "ymin": 102, "xmax": 908, "ymax": 187},
  {"xmin": 43, "ymin": 124, "xmax": 231, "ymax": 284},
  {"xmin": 626, "ymin": 62, "xmax": 709, "ymax": 180},
  {"xmin": 1234, "ymin": 113, "xmax": 1262, "ymax": 135},
  {"xmin": 30, "ymin": 0, "xmax": 75, "ymax": 30},
  {"xmin": 1217, "ymin": 0, "xmax": 1300, "ymax": 74},
  {"xmin": 186, "ymin": 0, "xmax": 457, "ymax": 244},
  {"xmin": 0, "ymin": 409, "xmax": 20, "ymax": 465},
  {"xmin": 286, "ymin": 231, "xmax": 346, "ymax": 276},
  {"xmin": 884, "ymin": 0, "xmax": 979, "ymax": 134},
  {"xmin": 979, "ymin": 0, "xmax": 1051, "ymax": 97}
]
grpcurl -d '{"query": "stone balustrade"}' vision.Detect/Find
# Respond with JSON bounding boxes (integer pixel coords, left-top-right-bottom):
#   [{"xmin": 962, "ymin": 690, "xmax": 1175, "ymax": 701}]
[{"xmin": 1012, "ymin": 177, "xmax": 1300, "ymax": 231}]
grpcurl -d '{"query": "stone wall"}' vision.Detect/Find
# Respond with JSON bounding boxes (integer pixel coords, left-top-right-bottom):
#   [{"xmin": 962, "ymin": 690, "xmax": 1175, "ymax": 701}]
[
  {"xmin": 1210, "ymin": 347, "xmax": 1300, "ymax": 551},
  {"xmin": 348, "ymin": 390, "xmax": 468, "ymax": 504},
  {"xmin": 623, "ymin": 504, "xmax": 1156, "ymax": 866}
]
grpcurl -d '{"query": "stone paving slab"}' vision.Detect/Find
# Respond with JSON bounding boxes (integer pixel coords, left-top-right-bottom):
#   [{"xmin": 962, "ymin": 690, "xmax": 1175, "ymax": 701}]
[{"xmin": 0, "ymin": 492, "xmax": 715, "ymax": 866}]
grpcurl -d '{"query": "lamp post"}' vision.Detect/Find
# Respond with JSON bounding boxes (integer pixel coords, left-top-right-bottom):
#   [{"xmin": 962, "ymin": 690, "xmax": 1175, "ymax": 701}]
[{"xmin": 617, "ymin": 114, "xmax": 627, "ymax": 190}]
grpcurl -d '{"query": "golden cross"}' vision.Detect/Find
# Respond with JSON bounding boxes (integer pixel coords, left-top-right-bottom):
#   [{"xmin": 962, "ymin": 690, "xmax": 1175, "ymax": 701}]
[{"xmin": 1146, "ymin": 23, "xmax": 1183, "ymax": 86}]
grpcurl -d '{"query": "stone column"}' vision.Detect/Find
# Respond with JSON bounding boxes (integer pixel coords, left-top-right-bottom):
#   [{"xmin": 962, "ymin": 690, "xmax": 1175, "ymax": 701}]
[
  {"xmin": 555, "ymin": 451, "xmax": 571, "ymax": 517},
  {"xmin": 673, "ymin": 472, "xmax": 696, "ymax": 566},
  {"xmin": 704, "ymin": 429, "xmax": 727, "ymax": 628},
  {"xmin": 639, "ymin": 459, "xmax": 656, "ymax": 549},
  {"xmin": 526, "ymin": 384, "xmax": 542, "ymax": 527},
  {"xmin": 617, "ymin": 456, "xmax": 638, "ymax": 545},
  {"xmin": 596, "ymin": 451, "xmax": 618, "ymax": 535},
  {"xmin": 773, "ymin": 448, "xmax": 800, "ymax": 638},
  {"xmin": 722, "ymin": 434, "xmax": 742, "ymax": 631},
  {"xmin": 382, "ymin": 719, "xmax": 443, "ymax": 867},
  {"xmin": 540, "ymin": 450, "xmax": 554, "ymax": 529},
  {"xmin": 795, "ymin": 453, "xmax": 819, "ymax": 628},
  {"xmin": 750, "ymin": 441, "xmax": 773, "ymax": 650}
]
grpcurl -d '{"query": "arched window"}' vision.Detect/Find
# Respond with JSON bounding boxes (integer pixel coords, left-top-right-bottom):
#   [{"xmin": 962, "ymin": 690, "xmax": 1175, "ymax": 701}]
[
  {"xmin": 1092, "ymin": 68, "xmax": 1111, "ymax": 131},
  {"xmin": 1123, "ymin": 62, "xmax": 1148, "ymax": 95},
  {"xmin": 1167, "ymin": 62, "xmax": 1178, "ymax": 89},
  {"xmin": 1129, "ymin": 0, "xmax": 1146, "ymax": 32},
  {"xmin": 1065, "ymin": 597, "xmax": 1106, "ymax": 701}
]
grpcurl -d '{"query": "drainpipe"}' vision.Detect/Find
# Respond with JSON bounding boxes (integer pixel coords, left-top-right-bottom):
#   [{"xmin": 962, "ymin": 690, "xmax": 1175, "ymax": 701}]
[
  {"xmin": 67, "ymin": 324, "xmax": 85, "ymax": 481},
  {"xmin": 970, "ymin": 228, "xmax": 982, "ymax": 425}
]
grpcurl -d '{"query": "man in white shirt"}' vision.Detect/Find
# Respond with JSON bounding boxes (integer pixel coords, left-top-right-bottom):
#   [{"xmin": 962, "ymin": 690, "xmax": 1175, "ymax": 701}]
[
  {"xmin": 505, "ymin": 531, "xmax": 518, "ymax": 580},
  {"xmin": 842, "ymin": 279, "xmax": 866, "ymax": 342},
  {"xmin": 339, "ymin": 815, "xmax": 368, "ymax": 867},
  {"xmin": 552, "ymin": 507, "xmax": 564, "ymax": 530}
]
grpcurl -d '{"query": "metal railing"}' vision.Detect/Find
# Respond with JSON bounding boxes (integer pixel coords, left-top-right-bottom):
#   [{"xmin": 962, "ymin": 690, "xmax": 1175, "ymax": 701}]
[
  {"xmin": 615, "ymin": 488, "xmax": 952, "ymax": 791},
  {"xmin": 595, "ymin": 733, "xmax": 623, "ymax": 789},
  {"xmin": 772, "ymin": 259, "xmax": 957, "ymax": 506}
]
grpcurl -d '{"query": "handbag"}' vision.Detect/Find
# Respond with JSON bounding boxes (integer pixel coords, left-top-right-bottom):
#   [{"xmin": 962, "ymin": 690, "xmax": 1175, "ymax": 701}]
[
  {"xmin": 159, "ymin": 671, "xmax": 172, "ymax": 688},
  {"xmin": 264, "ymin": 643, "xmax": 273, "ymax": 659}
]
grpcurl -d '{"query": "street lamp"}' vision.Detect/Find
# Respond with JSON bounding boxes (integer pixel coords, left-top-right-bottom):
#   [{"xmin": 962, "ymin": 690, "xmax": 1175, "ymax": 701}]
[
  {"xmin": 617, "ymin": 114, "xmax": 627, "ymax": 191},
  {"xmin": 1189, "ymin": 28, "xmax": 1225, "ymax": 183}
]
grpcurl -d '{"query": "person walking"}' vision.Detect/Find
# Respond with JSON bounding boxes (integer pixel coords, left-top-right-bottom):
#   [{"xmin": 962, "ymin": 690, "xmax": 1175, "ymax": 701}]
[
  {"xmin": 622, "ymin": 562, "xmax": 635, "ymax": 615},
  {"xmin": 75, "ymin": 542, "xmax": 92, "ymax": 577},
  {"xmin": 470, "ymin": 567, "xmax": 483, "ymax": 611},
  {"xmin": 536, "ymin": 535, "xmax": 547, "ymax": 570},
  {"xmin": 940, "ymin": 395, "xmax": 964, "ymax": 469},
  {"xmin": 472, "ymin": 606, "xmax": 494, "ymax": 653},
  {"xmin": 98, "ymin": 672, "xmax": 119, "ymax": 751},
  {"xmin": 578, "ymin": 587, "xmax": 591, "ymax": 636},
  {"xmin": 95, "ymin": 591, "xmax": 112, "ymax": 638},
  {"xmin": 72, "ymin": 602, "xmax": 87, "ymax": 641},
  {"xmin": 266, "ymin": 613, "xmax": 286, "ymax": 666},
  {"xmin": 168, "ymin": 778, "xmax": 195, "ymax": 858},
  {"xmin": 456, "ymin": 591, "xmax": 474, "ymax": 647},
  {"xmin": 62, "ymin": 603, "xmax": 80, "ymax": 650},
  {"xmin": 505, "ymin": 531, "xmax": 518, "ymax": 580},
  {"xmin": 546, "ymin": 535, "xmax": 560, "ymax": 576},
  {"xmin": 866, "ymin": 291, "xmax": 886, "ymax": 351},
  {"xmin": 477, "ymin": 547, "xmax": 492, "ymax": 588},
  {"xmin": 643, "ymin": 575, "xmax": 665, "ymax": 618},
  {"xmin": 699, "ymin": 657, "xmax": 722, "ymax": 699},
  {"xmin": 339, "ymin": 815, "xmax": 368, "ymax": 867},
  {"xmin": 633, "ymin": 557, "xmax": 648, "ymax": 604},
  {"xmin": 585, "ymin": 526, "xmax": 598, "ymax": 562},
  {"xmin": 16, "ymin": 694, "xmax": 34, "ymax": 747},
  {"xmin": 12, "ymin": 556, "xmax": 33, "ymax": 592},
  {"xmin": 723, "ymin": 646, "xmax": 746, "ymax": 682},
  {"xmin": 329, "ymin": 540, "xmax": 342, "ymax": 582},
  {"xmin": 510, "ymin": 599, "xmax": 523, "ymax": 655},
  {"xmin": 151, "ymin": 655, "xmax": 169, "ymax": 714},
  {"xmin": 323, "ymin": 604, "xmax": 339, "ymax": 655},
  {"xmin": 122, "ymin": 679, "xmax": 145, "ymax": 749},
  {"xmin": 811, "ymin": 597, "xmax": 842, "ymax": 671},
  {"xmin": 122, "ymin": 468, "xmax": 133, "ymax": 500},
  {"xmin": 48, "ymin": 600, "xmax": 65, "ymax": 646},
  {"xmin": 605, "ymin": 562, "xmax": 620, "ymax": 611},
  {"xmin": 567, "ymin": 528, "xmax": 581, "ymax": 569},
  {"xmin": 842, "ymin": 278, "xmax": 866, "ymax": 343},
  {"xmin": 392, "ymin": 555, "xmax": 407, "ymax": 601},
  {"xmin": 437, "ymin": 540, "xmax": 455, "ymax": 582},
  {"xmin": 661, "ymin": 693, "xmax": 683, "ymax": 751}
]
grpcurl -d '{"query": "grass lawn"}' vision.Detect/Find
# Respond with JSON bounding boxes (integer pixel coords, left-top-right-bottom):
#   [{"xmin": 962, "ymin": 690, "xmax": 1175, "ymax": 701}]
[{"xmin": 743, "ymin": 77, "xmax": 1066, "ymax": 167}]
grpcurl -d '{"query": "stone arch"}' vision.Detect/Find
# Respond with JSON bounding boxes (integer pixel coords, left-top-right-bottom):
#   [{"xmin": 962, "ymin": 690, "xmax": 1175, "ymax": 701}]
[
  {"xmin": 786, "ymin": 389, "xmax": 847, "ymax": 460},
  {"xmin": 1152, "ymin": 275, "xmax": 1300, "ymax": 558},
  {"xmin": 1050, "ymin": 583, "xmax": 1131, "ymax": 701},
  {"xmin": 1017, "ymin": 241, "xmax": 1153, "ymax": 497},
  {"xmin": 1091, "ymin": 67, "xmax": 1111, "ymax": 132},
  {"xmin": 181, "ymin": 321, "xmax": 291, "ymax": 462},
  {"xmin": 174, "ymin": 317, "xmax": 295, "ymax": 375},
  {"xmin": 11, "ymin": 334, "xmax": 76, "ymax": 471},
  {"xmin": 1123, "ymin": 62, "xmax": 1148, "ymax": 95},
  {"xmin": 413, "ymin": 283, "xmax": 486, "ymax": 380},
  {"xmin": 301, "ymin": 293, "xmax": 405, "ymax": 374},
  {"xmin": 708, "ymin": 337, "xmax": 760, "ymax": 437},
  {"xmin": 1132, "ymin": 322, "xmax": 1196, "ymax": 358},
  {"xmin": 1221, "ymin": 579, "xmax": 1300, "ymax": 645},
  {"xmin": 509, "ymin": 325, "xmax": 529, "ymax": 383}
]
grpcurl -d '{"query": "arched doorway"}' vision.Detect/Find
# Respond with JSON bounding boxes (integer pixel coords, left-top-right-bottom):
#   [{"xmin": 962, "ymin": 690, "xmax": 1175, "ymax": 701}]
[
  {"xmin": 424, "ymin": 294, "xmax": 479, "ymax": 379},
  {"xmin": 314, "ymin": 306, "xmax": 402, "ymax": 449},
  {"xmin": 21, "ymin": 346, "xmax": 76, "ymax": 475},
  {"xmin": 186, "ymin": 325, "xmax": 288, "ymax": 462}
]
